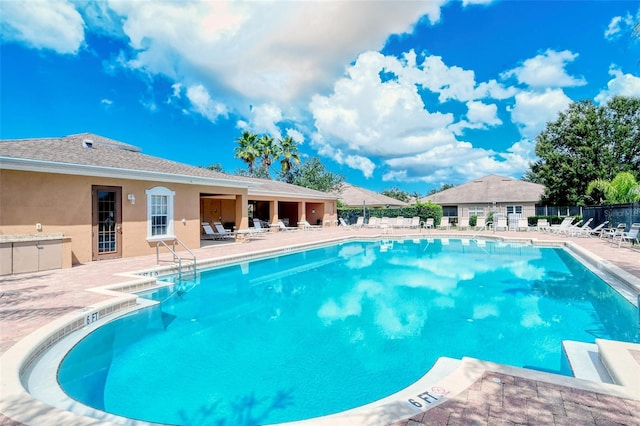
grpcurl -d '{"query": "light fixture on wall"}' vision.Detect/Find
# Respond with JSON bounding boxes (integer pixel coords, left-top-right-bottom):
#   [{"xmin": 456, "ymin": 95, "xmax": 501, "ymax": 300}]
[
  {"xmin": 311, "ymin": 209, "xmax": 316, "ymax": 214},
  {"xmin": 127, "ymin": 193, "xmax": 136, "ymax": 205}
]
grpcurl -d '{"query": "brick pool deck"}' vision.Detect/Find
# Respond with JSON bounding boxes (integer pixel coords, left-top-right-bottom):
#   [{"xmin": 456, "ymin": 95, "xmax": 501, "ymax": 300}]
[{"xmin": 1, "ymin": 227, "xmax": 639, "ymax": 425}]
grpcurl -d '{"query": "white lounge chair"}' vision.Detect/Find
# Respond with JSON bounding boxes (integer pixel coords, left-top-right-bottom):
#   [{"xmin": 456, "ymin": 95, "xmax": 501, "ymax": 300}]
[
  {"xmin": 457, "ymin": 217, "xmax": 470, "ymax": 230},
  {"xmin": 278, "ymin": 220, "xmax": 298, "ymax": 231},
  {"xmin": 298, "ymin": 220, "xmax": 321, "ymax": 230},
  {"xmin": 367, "ymin": 217, "xmax": 379, "ymax": 228},
  {"xmin": 612, "ymin": 223, "xmax": 640, "ymax": 247},
  {"xmin": 423, "ymin": 218, "xmax": 434, "ymax": 229},
  {"xmin": 567, "ymin": 218, "xmax": 593, "ymax": 237},
  {"xmin": 587, "ymin": 220, "xmax": 608, "ymax": 238},
  {"xmin": 516, "ymin": 218, "xmax": 529, "ymax": 231},
  {"xmin": 602, "ymin": 223, "xmax": 626, "ymax": 240},
  {"xmin": 355, "ymin": 216, "xmax": 365, "ymax": 228},
  {"xmin": 494, "ymin": 217, "xmax": 508, "ymax": 231},
  {"xmin": 213, "ymin": 222, "xmax": 236, "ymax": 239},
  {"xmin": 535, "ymin": 219, "xmax": 549, "ymax": 232},
  {"xmin": 201, "ymin": 222, "xmax": 218, "ymax": 240},
  {"xmin": 252, "ymin": 218, "xmax": 270, "ymax": 234},
  {"xmin": 437, "ymin": 217, "xmax": 451, "ymax": 230},
  {"xmin": 549, "ymin": 217, "xmax": 575, "ymax": 234},
  {"xmin": 409, "ymin": 217, "xmax": 420, "ymax": 229},
  {"xmin": 474, "ymin": 217, "xmax": 486, "ymax": 230}
]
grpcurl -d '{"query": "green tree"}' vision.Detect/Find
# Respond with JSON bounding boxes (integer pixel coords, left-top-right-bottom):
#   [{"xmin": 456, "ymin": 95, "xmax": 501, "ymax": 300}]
[
  {"xmin": 199, "ymin": 163, "xmax": 224, "ymax": 172},
  {"xmin": 426, "ymin": 183, "xmax": 454, "ymax": 196},
  {"xmin": 276, "ymin": 135, "xmax": 301, "ymax": 184},
  {"xmin": 586, "ymin": 171, "xmax": 640, "ymax": 204},
  {"xmin": 234, "ymin": 130, "xmax": 259, "ymax": 176},
  {"xmin": 291, "ymin": 157, "xmax": 344, "ymax": 192},
  {"xmin": 524, "ymin": 96, "xmax": 640, "ymax": 205},
  {"xmin": 381, "ymin": 186, "xmax": 410, "ymax": 202},
  {"xmin": 257, "ymin": 134, "xmax": 276, "ymax": 178}
]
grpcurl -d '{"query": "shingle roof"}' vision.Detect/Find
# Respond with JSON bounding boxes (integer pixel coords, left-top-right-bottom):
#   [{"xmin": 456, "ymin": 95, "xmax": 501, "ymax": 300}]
[
  {"xmin": 335, "ymin": 183, "xmax": 409, "ymax": 207},
  {"xmin": 421, "ymin": 174, "xmax": 545, "ymax": 204},
  {"xmin": 0, "ymin": 133, "xmax": 337, "ymax": 199}
]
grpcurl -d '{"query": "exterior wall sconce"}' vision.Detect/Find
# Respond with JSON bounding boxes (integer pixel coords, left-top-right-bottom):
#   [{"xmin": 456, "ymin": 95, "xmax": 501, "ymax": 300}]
[
  {"xmin": 127, "ymin": 194, "xmax": 136, "ymax": 205},
  {"xmin": 311, "ymin": 209, "xmax": 316, "ymax": 214},
  {"xmin": 182, "ymin": 218, "xmax": 187, "ymax": 225}
]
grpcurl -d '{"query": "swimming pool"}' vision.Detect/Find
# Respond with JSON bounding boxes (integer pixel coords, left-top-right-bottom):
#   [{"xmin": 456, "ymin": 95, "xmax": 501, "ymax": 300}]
[{"xmin": 58, "ymin": 238, "xmax": 639, "ymax": 425}]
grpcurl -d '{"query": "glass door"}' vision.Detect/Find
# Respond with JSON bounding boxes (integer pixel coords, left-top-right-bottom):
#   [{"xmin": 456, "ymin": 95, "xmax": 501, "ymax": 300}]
[{"xmin": 92, "ymin": 186, "xmax": 122, "ymax": 260}]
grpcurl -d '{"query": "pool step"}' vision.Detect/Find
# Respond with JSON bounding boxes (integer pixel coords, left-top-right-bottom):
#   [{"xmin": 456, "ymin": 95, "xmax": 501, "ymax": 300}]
[{"xmin": 562, "ymin": 340, "xmax": 613, "ymax": 384}]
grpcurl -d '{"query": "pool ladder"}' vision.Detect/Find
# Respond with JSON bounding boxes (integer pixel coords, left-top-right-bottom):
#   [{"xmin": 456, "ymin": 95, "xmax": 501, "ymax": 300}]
[{"xmin": 156, "ymin": 237, "xmax": 197, "ymax": 281}]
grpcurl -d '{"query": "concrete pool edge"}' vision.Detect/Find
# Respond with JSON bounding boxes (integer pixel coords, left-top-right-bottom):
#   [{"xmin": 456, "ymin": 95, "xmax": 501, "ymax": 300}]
[
  {"xmin": 279, "ymin": 357, "xmax": 640, "ymax": 426},
  {"xmin": 2, "ymin": 234, "xmax": 639, "ymax": 425}
]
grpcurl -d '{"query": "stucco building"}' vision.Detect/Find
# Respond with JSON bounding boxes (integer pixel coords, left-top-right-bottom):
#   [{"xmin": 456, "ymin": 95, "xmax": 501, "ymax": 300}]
[
  {"xmin": 421, "ymin": 174, "xmax": 545, "ymax": 220},
  {"xmin": 0, "ymin": 133, "xmax": 337, "ymax": 271}
]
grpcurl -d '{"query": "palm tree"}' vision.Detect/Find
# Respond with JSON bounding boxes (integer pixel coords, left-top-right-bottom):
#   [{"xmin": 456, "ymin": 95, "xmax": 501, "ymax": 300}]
[
  {"xmin": 276, "ymin": 135, "xmax": 301, "ymax": 184},
  {"xmin": 234, "ymin": 131, "xmax": 259, "ymax": 175},
  {"xmin": 257, "ymin": 134, "xmax": 276, "ymax": 177},
  {"xmin": 586, "ymin": 171, "xmax": 640, "ymax": 204}
]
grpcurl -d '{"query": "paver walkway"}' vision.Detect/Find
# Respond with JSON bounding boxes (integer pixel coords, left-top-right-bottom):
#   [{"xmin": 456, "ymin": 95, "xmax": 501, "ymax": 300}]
[{"xmin": 1, "ymin": 227, "xmax": 639, "ymax": 425}]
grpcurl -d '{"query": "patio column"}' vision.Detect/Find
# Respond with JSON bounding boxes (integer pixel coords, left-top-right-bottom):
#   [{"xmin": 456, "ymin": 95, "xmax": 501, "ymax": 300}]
[
  {"xmin": 235, "ymin": 193, "xmax": 248, "ymax": 230},
  {"xmin": 270, "ymin": 200, "xmax": 278, "ymax": 224}
]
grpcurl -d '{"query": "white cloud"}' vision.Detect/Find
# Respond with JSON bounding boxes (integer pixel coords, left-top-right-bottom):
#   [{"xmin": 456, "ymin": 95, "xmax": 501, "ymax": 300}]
[
  {"xmin": 508, "ymin": 89, "xmax": 572, "ymax": 139},
  {"xmin": 249, "ymin": 104, "xmax": 283, "ymax": 139},
  {"xmin": 502, "ymin": 49, "xmax": 586, "ymax": 89},
  {"xmin": 185, "ymin": 84, "xmax": 227, "ymax": 122},
  {"xmin": 103, "ymin": 1, "xmax": 444, "ymax": 124},
  {"xmin": 1, "ymin": 0, "xmax": 85, "ymax": 54},
  {"xmin": 595, "ymin": 66, "xmax": 640, "ymax": 104},
  {"xmin": 463, "ymin": 100, "xmax": 502, "ymax": 130},
  {"xmin": 310, "ymin": 51, "xmax": 454, "ymax": 159},
  {"xmin": 604, "ymin": 13, "xmax": 635, "ymax": 40}
]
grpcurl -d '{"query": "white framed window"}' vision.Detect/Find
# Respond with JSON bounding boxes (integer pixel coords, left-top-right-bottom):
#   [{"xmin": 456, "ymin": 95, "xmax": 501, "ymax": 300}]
[
  {"xmin": 146, "ymin": 186, "xmax": 175, "ymax": 240},
  {"xmin": 468, "ymin": 206, "xmax": 485, "ymax": 217},
  {"xmin": 506, "ymin": 205, "xmax": 523, "ymax": 215}
]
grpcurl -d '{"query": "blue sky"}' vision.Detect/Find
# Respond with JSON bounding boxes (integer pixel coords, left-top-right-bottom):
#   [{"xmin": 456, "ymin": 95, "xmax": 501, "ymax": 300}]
[{"xmin": 1, "ymin": 0, "xmax": 639, "ymax": 194}]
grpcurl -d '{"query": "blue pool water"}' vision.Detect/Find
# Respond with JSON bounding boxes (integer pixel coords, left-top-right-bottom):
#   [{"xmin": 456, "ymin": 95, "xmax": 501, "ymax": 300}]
[{"xmin": 58, "ymin": 239, "xmax": 639, "ymax": 425}]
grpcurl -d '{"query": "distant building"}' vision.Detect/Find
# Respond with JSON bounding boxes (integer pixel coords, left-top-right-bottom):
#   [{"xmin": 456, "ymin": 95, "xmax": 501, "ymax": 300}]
[
  {"xmin": 421, "ymin": 174, "xmax": 544, "ymax": 219},
  {"xmin": 336, "ymin": 183, "xmax": 409, "ymax": 208}
]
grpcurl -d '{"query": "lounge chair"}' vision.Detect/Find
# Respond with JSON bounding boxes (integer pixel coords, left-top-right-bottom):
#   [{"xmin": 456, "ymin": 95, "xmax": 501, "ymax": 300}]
[
  {"xmin": 516, "ymin": 218, "xmax": 529, "ymax": 231},
  {"xmin": 474, "ymin": 217, "xmax": 486, "ymax": 230},
  {"xmin": 535, "ymin": 219, "xmax": 549, "ymax": 232},
  {"xmin": 252, "ymin": 218, "xmax": 270, "ymax": 234},
  {"xmin": 278, "ymin": 220, "xmax": 298, "ymax": 231},
  {"xmin": 392, "ymin": 216, "xmax": 404, "ymax": 228},
  {"xmin": 602, "ymin": 223, "xmax": 626, "ymax": 240},
  {"xmin": 549, "ymin": 217, "xmax": 576, "ymax": 234},
  {"xmin": 298, "ymin": 220, "xmax": 321, "ymax": 230},
  {"xmin": 566, "ymin": 218, "xmax": 593, "ymax": 237},
  {"xmin": 213, "ymin": 222, "xmax": 236, "ymax": 239},
  {"xmin": 587, "ymin": 220, "xmax": 608, "ymax": 238},
  {"xmin": 367, "ymin": 217, "xmax": 379, "ymax": 228},
  {"xmin": 355, "ymin": 216, "xmax": 365, "ymax": 228},
  {"xmin": 457, "ymin": 217, "xmax": 470, "ymax": 230},
  {"xmin": 612, "ymin": 223, "xmax": 640, "ymax": 247},
  {"xmin": 437, "ymin": 217, "xmax": 451, "ymax": 230},
  {"xmin": 423, "ymin": 218, "xmax": 434, "ymax": 229},
  {"xmin": 201, "ymin": 222, "xmax": 218, "ymax": 240},
  {"xmin": 494, "ymin": 217, "xmax": 508, "ymax": 231}
]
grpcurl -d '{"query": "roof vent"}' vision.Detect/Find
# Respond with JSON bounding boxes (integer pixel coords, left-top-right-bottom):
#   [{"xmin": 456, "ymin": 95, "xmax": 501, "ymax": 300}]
[{"xmin": 82, "ymin": 139, "xmax": 94, "ymax": 148}]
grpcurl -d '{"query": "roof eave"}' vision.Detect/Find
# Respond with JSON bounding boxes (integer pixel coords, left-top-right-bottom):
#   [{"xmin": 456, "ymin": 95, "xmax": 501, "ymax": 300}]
[
  {"xmin": 0, "ymin": 157, "xmax": 257, "ymax": 189},
  {"xmin": 249, "ymin": 188, "xmax": 339, "ymax": 200}
]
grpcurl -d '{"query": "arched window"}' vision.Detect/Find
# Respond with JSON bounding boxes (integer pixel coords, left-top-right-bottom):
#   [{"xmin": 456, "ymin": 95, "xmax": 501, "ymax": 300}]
[{"xmin": 145, "ymin": 186, "xmax": 175, "ymax": 240}]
